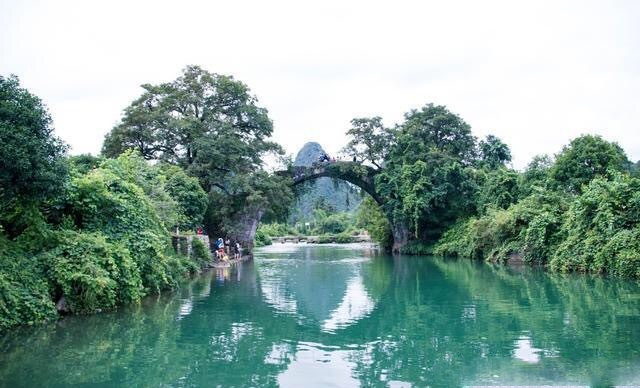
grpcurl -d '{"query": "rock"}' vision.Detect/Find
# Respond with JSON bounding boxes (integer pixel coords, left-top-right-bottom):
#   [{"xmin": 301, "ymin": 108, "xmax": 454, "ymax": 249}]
[
  {"xmin": 290, "ymin": 142, "xmax": 361, "ymax": 223},
  {"xmin": 56, "ymin": 296, "xmax": 70, "ymax": 314}
]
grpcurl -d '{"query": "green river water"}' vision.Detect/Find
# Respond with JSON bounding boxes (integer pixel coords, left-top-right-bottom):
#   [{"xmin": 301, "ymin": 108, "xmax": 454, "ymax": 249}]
[{"xmin": 1, "ymin": 243, "xmax": 639, "ymax": 387}]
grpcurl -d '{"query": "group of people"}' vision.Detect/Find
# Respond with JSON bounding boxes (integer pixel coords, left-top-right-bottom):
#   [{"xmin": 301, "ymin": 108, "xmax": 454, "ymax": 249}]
[
  {"xmin": 316, "ymin": 153, "xmax": 357, "ymax": 165},
  {"xmin": 214, "ymin": 238, "xmax": 242, "ymax": 261},
  {"xmin": 317, "ymin": 153, "xmax": 335, "ymax": 164}
]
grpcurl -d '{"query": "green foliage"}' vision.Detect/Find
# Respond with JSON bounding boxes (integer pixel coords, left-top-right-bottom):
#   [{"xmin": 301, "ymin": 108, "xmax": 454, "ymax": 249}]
[
  {"xmin": 101, "ymin": 65, "xmax": 292, "ymax": 239},
  {"xmin": 41, "ymin": 230, "xmax": 143, "ymax": 313},
  {"xmin": 258, "ymin": 222, "xmax": 298, "ymax": 237},
  {"xmin": 549, "ymin": 134, "xmax": 629, "ymax": 194},
  {"xmin": 66, "ymin": 160, "xmax": 179, "ymax": 293},
  {"xmin": 100, "ymin": 151, "xmax": 183, "ymax": 231},
  {"xmin": 253, "ymin": 229, "xmax": 272, "ymax": 247},
  {"xmin": 68, "ymin": 154, "xmax": 103, "ymax": 175},
  {"xmin": 478, "ymin": 134, "xmax": 512, "ymax": 169},
  {"xmin": 190, "ymin": 237, "xmax": 212, "ymax": 269},
  {"xmin": 379, "ymin": 154, "xmax": 476, "ymax": 240},
  {"xmin": 519, "ymin": 154, "xmax": 553, "ymax": 197},
  {"xmin": 356, "ymin": 196, "xmax": 392, "ymax": 249},
  {"xmin": 550, "ymin": 173, "xmax": 640, "ymax": 276},
  {"xmin": 342, "ymin": 117, "xmax": 395, "ymax": 169},
  {"xmin": 162, "ymin": 165, "xmax": 208, "ymax": 230},
  {"xmin": 475, "ymin": 167, "xmax": 520, "ymax": 213},
  {"xmin": 0, "ymin": 236, "xmax": 57, "ymax": 331},
  {"xmin": 0, "ymin": 77, "xmax": 218, "ymax": 332},
  {"xmin": 376, "ymin": 104, "xmax": 478, "ymax": 242},
  {"xmin": 335, "ymin": 231, "xmax": 356, "ymax": 244},
  {"xmin": 435, "ymin": 189, "xmax": 568, "ymax": 264},
  {"xmin": 315, "ymin": 212, "xmax": 353, "ymax": 235},
  {"xmin": 0, "ymin": 75, "xmax": 68, "ymax": 213},
  {"xmin": 436, "ymin": 168, "xmax": 640, "ymax": 277}
]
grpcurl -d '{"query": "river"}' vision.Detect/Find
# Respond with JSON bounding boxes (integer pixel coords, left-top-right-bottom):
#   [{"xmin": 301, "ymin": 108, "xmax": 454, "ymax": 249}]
[{"xmin": 1, "ymin": 243, "xmax": 639, "ymax": 387}]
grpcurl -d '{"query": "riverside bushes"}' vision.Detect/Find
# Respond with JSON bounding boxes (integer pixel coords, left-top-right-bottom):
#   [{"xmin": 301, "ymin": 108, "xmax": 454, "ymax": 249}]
[
  {"xmin": 0, "ymin": 155, "xmax": 205, "ymax": 331},
  {"xmin": 434, "ymin": 137, "xmax": 640, "ymax": 277},
  {"xmin": 0, "ymin": 76, "xmax": 211, "ymax": 331},
  {"xmin": 550, "ymin": 173, "xmax": 640, "ymax": 277}
]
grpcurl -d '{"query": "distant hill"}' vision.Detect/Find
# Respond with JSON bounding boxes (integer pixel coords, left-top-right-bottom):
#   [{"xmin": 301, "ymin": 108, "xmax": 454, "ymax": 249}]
[{"xmin": 289, "ymin": 142, "xmax": 362, "ymax": 224}]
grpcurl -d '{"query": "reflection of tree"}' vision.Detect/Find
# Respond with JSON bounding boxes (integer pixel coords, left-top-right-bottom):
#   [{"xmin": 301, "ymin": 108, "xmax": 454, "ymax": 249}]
[
  {"xmin": 344, "ymin": 258, "xmax": 640, "ymax": 386},
  {"xmin": 1, "ymin": 251, "xmax": 639, "ymax": 387}
]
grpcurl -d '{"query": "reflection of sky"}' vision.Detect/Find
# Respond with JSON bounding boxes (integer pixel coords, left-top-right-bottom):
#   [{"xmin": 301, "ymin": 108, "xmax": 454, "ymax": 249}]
[
  {"xmin": 177, "ymin": 299, "xmax": 193, "ymax": 320},
  {"xmin": 513, "ymin": 335, "xmax": 541, "ymax": 363},
  {"xmin": 278, "ymin": 341, "xmax": 412, "ymax": 388},
  {"xmin": 322, "ymin": 276, "xmax": 376, "ymax": 332},
  {"xmin": 277, "ymin": 342, "xmax": 360, "ymax": 387},
  {"xmin": 261, "ymin": 281, "xmax": 298, "ymax": 315},
  {"xmin": 258, "ymin": 250, "xmax": 377, "ymax": 331}
]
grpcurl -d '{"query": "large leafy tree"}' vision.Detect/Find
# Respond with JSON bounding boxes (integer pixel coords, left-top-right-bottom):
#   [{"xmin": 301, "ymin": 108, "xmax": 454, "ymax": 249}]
[
  {"xmin": 375, "ymin": 104, "xmax": 478, "ymax": 240},
  {"xmin": 0, "ymin": 75, "xmax": 68, "ymax": 210},
  {"xmin": 549, "ymin": 134, "xmax": 629, "ymax": 194},
  {"xmin": 342, "ymin": 117, "xmax": 395, "ymax": 169},
  {"xmin": 102, "ymin": 66, "xmax": 291, "ymax": 236},
  {"xmin": 478, "ymin": 134, "xmax": 511, "ymax": 169}
]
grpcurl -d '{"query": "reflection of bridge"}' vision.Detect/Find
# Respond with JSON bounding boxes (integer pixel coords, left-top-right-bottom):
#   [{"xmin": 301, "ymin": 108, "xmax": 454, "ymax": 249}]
[{"xmin": 231, "ymin": 161, "xmax": 409, "ymax": 253}]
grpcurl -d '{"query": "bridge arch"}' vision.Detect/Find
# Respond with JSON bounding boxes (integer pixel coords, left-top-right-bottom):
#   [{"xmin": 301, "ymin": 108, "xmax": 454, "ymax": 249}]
[
  {"xmin": 231, "ymin": 161, "xmax": 409, "ymax": 254},
  {"xmin": 289, "ymin": 162, "xmax": 382, "ymax": 206}
]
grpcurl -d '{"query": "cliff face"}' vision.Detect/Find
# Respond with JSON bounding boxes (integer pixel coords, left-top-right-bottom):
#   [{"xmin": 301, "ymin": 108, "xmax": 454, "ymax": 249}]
[{"xmin": 289, "ymin": 142, "xmax": 361, "ymax": 223}]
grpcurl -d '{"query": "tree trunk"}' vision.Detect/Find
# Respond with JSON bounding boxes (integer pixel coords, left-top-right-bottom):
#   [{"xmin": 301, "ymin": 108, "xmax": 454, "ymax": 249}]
[
  {"xmin": 391, "ymin": 220, "xmax": 409, "ymax": 254},
  {"xmin": 229, "ymin": 207, "xmax": 265, "ymax": 254}
]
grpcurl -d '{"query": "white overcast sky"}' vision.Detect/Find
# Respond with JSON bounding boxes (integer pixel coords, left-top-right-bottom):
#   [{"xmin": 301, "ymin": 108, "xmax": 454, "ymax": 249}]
[{"xmin": 1, "ymin": 0, "xmax": 639, "ymax": 169}]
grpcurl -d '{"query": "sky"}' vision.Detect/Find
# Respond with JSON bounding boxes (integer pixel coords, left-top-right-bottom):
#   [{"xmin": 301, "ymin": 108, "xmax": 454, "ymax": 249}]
[{"xmin": 1, "ymin": 0, "xmax": 639, "ymax": 169}]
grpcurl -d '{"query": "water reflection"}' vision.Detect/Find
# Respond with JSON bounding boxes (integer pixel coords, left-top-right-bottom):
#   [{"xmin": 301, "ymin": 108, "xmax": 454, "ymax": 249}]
[
  {"xmin": 322, "ymin": 275, "xmax": 375, "ymax": 332},
  {"xmin": 0, "ymin": 244, "xmax": 639, "ymax": 387}
]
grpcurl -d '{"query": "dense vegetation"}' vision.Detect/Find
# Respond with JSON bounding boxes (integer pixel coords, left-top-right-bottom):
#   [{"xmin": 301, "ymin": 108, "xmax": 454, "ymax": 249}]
[
  {"xmin": 0, "ymin": 67, "xmax": 290, "ymax": 332},
  {"xmin": 256, "ymin": 208, "xmax": 366, "ymax": 247},
  {"xmin": 345, "ymin": 105, "xmax": 639, "ymax": 277}
]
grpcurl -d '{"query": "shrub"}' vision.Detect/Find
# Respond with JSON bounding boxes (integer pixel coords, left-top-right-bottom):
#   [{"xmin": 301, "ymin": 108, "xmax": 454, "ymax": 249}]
[
  {"xmin": 67, "ymin": 166, "xmax": 178, "ymax": 293},
  {"xmin": 0, "ymin": 236, "xmax": 57, "ymax": 331},
  {"xmin": 335, "ymin": 232, "xmax": 355, "ymax": 244},
  {"xmin": 191, "ymin": 237, "xmax": 211, "ymax": 269},
  {"xmin": 434, "ymin": 189, "xmax": 567, "ymax": 264},
  {"xmin": 550, "ymin": 173, "xmax": 640, "ymax": 275},
  {"xmin": 254, "ymin": 229, "xmax": 272, "ymax": 247},
  {"xmin": 41, "ymin": 230, "xmax": 143, "ymax": 313}
]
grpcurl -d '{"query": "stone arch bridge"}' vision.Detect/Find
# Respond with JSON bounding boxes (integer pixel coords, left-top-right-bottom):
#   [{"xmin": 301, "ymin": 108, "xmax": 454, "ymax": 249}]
[{"xmin": 230, "ymin": 161, "xmax": 409, "ymax": 254}]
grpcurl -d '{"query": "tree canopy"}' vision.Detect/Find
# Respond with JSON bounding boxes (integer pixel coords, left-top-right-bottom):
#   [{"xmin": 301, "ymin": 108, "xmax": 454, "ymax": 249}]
[
  {"xmin": 549, "ymin": 134, "xmax": 629, "ymax": 194},
  {"xmin": 0, "ymin": 75, "xmax": 68, "ymax": 210},
  {"xmin": 342, "ymin": 117, "xmax": 395, "ymax": 169},
  {"xmin": 102, "ymin": 66, "xmax": 292, "ymax": 238}
]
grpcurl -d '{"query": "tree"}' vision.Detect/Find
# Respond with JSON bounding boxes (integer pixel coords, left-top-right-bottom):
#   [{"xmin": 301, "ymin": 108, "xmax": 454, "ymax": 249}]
[
  {"xmin": 68, "ymin": 154, "xmax": 103, "ymax": 175},
  {"xmin": 398, "ymin": 103, "xmax": 477, "ymax": 164},
  {"xmin": 375, "ymin": 104, "xmax": 478, "ymax": 240},
  {"xmin": 342, "ymin": 117, "xmax": 395, "ymax": 169},
  {"xmin": 520, "ymin": 154, "xmax": 553, "ymax": 193},
  {"xmin": 162, "ymin": 165, "xmax": 208, "ymax": 230},
  {"xmin": 102, "ymin": 65, "xmax": 279, "ymax": 170},
  {"xmin": 0, "ymin": 75, "xmax": 68, "ymax": 210},
  {"xmin": 549, "ymin": 134, "xmax": 629, "ymax": 194},
  {"xmin": 478, "ymin": 134, "xmax": 511, "ymax": 169},
  {"xmin": 102, "ymin": 66, "xmax": 291, "ymax": 238},
  {"xmin": 475, "ymin": 167, "xmax": 520, "ymax": 213},
  {"xmin": 356, "ymin": 196, "xmax": 392, "ymax": 249}
]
